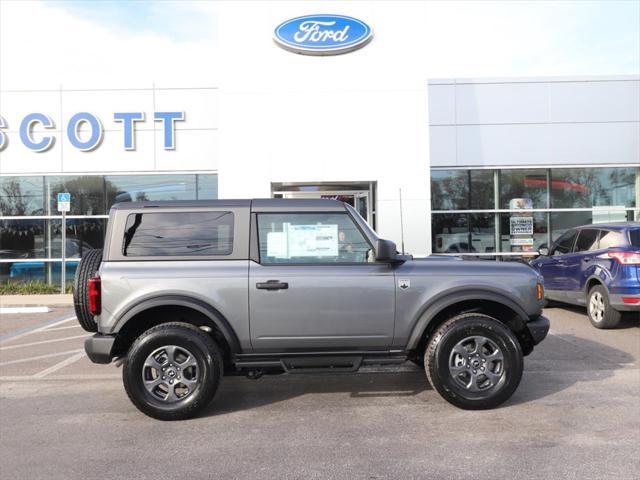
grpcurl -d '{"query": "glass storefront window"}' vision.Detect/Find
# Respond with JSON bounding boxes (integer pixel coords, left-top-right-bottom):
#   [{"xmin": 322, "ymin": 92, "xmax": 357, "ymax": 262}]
[
  {"xmin": 105, "ymin": 174, "xmax": 198, "ymax": 207},
  {"xmin": 0, "ymin": 176, "xmax": 45, "ymax": 216},
  {"xmin": 500, "ymin": 212, "xmax": 548, "ymax": 252},
  {"xmin": 551, "ymin": 167, "xmax": 636, "ymax": 209},
  {"xmin": 197, "ymin": 174, "xmax": 219, "ymax": 200},
  {"xmin": 47, "ymin": 176, "xmax": 107, "ymax": 215},
  {"xmin": 500, "ymin": 169, "xmax": 548, "ymax": 209},
  {"xmin": 431, "ymin": 169, "xmax": 494, "ymax": 210},
  {"xmin": 432, "ymin": 213, "xmax": 470, "ymax": 253},
  {"xmin": 431, "ymin": 170, "xmax": 468, "ymax": 210},
  {"xmin": 0, "ymin": 219, "xmax": 46, "ymax": 258},
  {"xmin": 470, "ymin": 213, "xmax": 495, "ymax": 253},
  {"xmin": 50, "ymin": 219, "xmax": 106, "ymax": 258}
]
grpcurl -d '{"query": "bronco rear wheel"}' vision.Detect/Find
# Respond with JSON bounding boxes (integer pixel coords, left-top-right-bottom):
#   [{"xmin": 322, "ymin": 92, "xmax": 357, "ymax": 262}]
[
  {"xmin": 425, "ymin": 313, "xmax": 523, "ymax": 410},
  {"xmin": 73, "ymin": 248, "xmax": 102, "ymax": 332},
  {"xmin": 123, "ymin": 322, "xmax": 222, "ymax": 420}
]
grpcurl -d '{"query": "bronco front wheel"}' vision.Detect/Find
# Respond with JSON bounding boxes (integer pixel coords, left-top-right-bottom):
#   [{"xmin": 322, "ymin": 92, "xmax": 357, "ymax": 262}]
[{"xmin": 425, "ymin": 313, "xmax": 523, "ymax": 410}]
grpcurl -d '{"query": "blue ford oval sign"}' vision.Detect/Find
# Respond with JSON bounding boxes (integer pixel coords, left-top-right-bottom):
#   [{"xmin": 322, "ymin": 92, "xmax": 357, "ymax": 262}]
[{"xmin": 274, "ymin": 14, "xmax": 373, "ymax": 55}]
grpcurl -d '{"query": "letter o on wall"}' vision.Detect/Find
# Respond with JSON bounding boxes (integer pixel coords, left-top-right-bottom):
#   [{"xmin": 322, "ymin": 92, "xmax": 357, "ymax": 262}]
[{"xmin": 67, "ymin": 112, "xmax": 103, "ymax": 151}]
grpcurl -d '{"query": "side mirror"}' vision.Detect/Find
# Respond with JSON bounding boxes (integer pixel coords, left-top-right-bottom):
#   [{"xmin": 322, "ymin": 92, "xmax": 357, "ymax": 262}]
[
  {"xmin": 538, "ymin": 246, "xmax": 549, "ymax": 256},
  {"xmin": 375, "ymin": 239, "xmax": 398, "ymax": 262}
]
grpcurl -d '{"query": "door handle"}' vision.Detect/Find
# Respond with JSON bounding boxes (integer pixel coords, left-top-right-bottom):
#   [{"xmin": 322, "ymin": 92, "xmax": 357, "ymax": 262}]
[
  {"xmin": 256, "ymin": 280, "xmax": 289, "ymax": 290},
  {"xmin": 582, "ymin": 257, "xmax": 592, "ymax": 263}
]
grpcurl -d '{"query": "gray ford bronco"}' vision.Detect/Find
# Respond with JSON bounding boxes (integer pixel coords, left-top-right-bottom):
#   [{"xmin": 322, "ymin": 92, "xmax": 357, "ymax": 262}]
[{"xmin": 75, "ymin": 199, "xmax": 549, "ymax": 420}]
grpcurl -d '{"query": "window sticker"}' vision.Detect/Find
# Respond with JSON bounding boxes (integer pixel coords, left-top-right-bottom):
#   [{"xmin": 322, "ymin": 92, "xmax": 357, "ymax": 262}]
[
  {"xmin": 266, "ymin": 231, "xmax": 288, "ymax": 258},
  {"xmin": 289, "ymin": 224, "xmax": 339, "ymax": 257}
]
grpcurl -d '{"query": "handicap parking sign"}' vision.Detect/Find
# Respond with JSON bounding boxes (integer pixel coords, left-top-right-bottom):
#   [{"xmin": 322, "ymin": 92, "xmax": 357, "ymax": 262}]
[{"xmin": 57, "ymin": 192, "xmax": 71, "ymax": 212}]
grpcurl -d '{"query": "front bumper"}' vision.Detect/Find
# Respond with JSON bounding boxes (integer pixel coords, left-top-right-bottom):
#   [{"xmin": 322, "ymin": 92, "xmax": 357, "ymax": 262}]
[
  {"xmin": 84, "ymin": 334, "xmax": 116, "ymax": 364},
  {"xmin": 526, "ymin": 315, "xmax": 550, "ymax": 345}
]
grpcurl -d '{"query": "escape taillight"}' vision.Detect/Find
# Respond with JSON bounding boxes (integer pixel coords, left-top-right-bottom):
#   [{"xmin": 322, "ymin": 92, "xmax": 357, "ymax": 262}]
[
  {"xmin": 607, "ymin": 250, "xmax": 640, "ymax": 265},
  {"xmin": 88, "ymin": 277, "xmax": 101, "ymax": 316}
]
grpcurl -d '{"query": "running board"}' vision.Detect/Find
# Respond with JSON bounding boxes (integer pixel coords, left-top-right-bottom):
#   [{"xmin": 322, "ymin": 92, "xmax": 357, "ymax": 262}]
[{"xmin": 234, "ymin": 352, "xmax": 408, "ymax": 373}]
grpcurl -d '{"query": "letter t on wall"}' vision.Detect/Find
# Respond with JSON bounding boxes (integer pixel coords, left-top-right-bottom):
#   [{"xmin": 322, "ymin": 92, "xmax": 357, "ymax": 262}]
[
  {"xmin": 154, "ymin": 111, "xmax": 185, "ymax": 150},
  {"xmin": 114, "ymin": 112, "xmax": 145, "ymax": 150}
]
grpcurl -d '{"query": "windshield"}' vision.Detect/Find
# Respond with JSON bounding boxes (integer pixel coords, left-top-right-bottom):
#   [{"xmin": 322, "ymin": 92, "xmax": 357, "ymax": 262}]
[{"xmin": 344, "ymin": 203, "xmax": 379, "ymax": 242}]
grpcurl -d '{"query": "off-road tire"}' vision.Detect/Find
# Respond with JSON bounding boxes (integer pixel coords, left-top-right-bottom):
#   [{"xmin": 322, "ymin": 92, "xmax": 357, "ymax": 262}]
[
  {"xmin": 73, "ymin": 249, "xmax": 103, "ymax": 332},
  {"xmin": 587, "ymin": 285, "xmax": 621, "ymax": 329},
  {"xmin": 123, "ymin": 323, "xmax": 222, "ymax": 421},
  {"xmin": 424, "ymin": 313, "xmax": 523, "ymax": 410}
]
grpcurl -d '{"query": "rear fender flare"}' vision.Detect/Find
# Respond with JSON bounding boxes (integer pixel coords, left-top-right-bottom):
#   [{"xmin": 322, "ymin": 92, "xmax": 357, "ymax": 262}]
[{"xmin": 114, "ymin": 295, "xmax": 240, "ymax": 353}]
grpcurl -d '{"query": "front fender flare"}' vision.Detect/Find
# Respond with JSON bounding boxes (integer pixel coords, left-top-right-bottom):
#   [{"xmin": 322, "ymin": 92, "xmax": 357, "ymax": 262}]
[
  {"xmin": 114, "ymin": 294, "xmax": 240, "ymax": 353},
  {"xmin": 405, "ymin": 289, "xmax": 531, "ymax": 350}
]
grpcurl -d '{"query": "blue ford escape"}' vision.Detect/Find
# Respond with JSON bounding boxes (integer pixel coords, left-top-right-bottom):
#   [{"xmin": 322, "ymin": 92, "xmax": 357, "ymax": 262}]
[{"xmin": 531, "ymin": 223, "xmax": 640, "ymax": 328}]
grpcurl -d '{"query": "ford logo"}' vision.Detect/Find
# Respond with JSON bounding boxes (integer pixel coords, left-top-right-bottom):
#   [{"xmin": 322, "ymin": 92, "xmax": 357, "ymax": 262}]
[{"xmin": 274, "ymin": 14, "xmax": 373, "ymax": 55}]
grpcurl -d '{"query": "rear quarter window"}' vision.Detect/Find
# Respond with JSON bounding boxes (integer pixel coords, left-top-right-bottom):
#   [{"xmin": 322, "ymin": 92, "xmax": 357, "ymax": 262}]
[
  {"xmin": 599, "ymin": 230, "xmax": 627, "ymax": 249},
  {"xmin": 122, "ymin": 211, "xmax": 234, "ymax": 257}
]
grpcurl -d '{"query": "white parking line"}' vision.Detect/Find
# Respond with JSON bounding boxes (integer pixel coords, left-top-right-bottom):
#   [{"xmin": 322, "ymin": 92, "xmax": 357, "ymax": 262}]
[
  {"xmin": 0, "ymin": 316, "xmax": 76, "ymax": 344},
  {"xmin": 0, "ymin": 349, "xmax": 84, "ymax": 366},
  {"xmin": 33, "ymin": 352, "xmax": 86, "ymax": 378},
  {"xmin": 0, "ymin": 307, "xmax": 50, "ymax": 314},
  {"xmin": 44, "ymin": 325, "xmax": 81, "ymax": 332},
  {"xmin": 0, "ymin": 334, "xmax": 89, "ymax": 351}
]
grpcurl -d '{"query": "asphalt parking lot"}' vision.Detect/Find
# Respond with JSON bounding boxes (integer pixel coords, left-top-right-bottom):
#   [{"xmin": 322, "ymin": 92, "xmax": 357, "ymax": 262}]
[{"xmin": 0, "ymin": 307, "xmax": 638, "ymax": 480}]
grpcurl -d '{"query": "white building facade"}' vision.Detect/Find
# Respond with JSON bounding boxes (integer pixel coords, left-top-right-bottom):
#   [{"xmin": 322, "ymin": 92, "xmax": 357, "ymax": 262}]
[{"xmin": 0, "ymin": 4, "xmax": 638, "ymax": 284}]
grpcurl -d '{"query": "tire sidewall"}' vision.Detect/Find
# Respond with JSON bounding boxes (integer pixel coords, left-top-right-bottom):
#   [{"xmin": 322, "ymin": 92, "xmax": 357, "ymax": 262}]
[
  {"xmin": 124, "ymin": 326, "xmax": 220, "ymax": 419},
  {"xmin": 428, "ymin": 317, "xmax": 523, "ymax": 409}
]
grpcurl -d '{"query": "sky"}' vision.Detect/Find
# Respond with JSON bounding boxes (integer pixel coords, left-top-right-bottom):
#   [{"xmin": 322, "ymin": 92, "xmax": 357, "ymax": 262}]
[{"xmin": 0, "ymin": 0, "xmax": 638, "ymax": 90}]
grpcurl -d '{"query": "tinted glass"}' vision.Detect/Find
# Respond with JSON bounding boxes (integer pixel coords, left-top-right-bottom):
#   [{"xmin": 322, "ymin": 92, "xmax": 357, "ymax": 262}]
[
  {"xmin": 258, "ymin": 213, "xmax": 371, "ymax": 264},
  {"xmin": 106, "ymin": 174, "xmax": 197, "ymax": 207},
  {"xmin": 431, "ymin": 170, "xmax": 468, "ymax": 210},
  {"xmin": 470, "ymin": 213, "xmax": 495, "ymax": 253},
  {"xmin": 500, "ymin": 169, "xmax": 548, "ymax": 209},
  {"xmin": 629, "ymin": 230, "xmax": 640, "ymax": 248},
  {"xmin": 0, "ymin": 219, "xmax": 46, "ymax": 258},
  {"xmin": 432, "ymin": 214, "xmax": 469, "ymax": 253},
  {"xmin": 551, "ymin": 167, "xmax": 636, "ymax": 208},
  {"xmin": 123, "ymin": 211, "xmax": 233, "ymax": 256},
  {"xmin": 431, "ymin": 170, "xmax": 494, "ymax": 210},
  {"xmin": 0, "ymin": 176, "xmax": 45, "ymax": 215},
  {"xmin": 552, "ymin": 230, "xmax": 578, "ymax": 255},
  {"xmin": 47, "ymin": 176, "xmax": 106, "ymax": 215},
  {"xmin": 50, "ymin": 219, "xmax": 106, "ymax": 258},
  {"xmin": 574, "ymin": 229, "xmax": 599, "ymax": 252},
  {"xmin": 499, "ymin": 212, "xmax": 548, "ymax": 252},
  {"xmin": 599, "ymin": 230, "xmax": 627, "ymax": 249}
]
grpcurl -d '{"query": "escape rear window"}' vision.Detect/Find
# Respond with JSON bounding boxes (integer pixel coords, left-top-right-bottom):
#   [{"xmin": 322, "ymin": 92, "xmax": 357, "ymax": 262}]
[
  {"xmin": 629, "ymin": 229, "xmax": 640, "ymax": 248},
  {"xmin": 122, "ymin": 211, "xmax": 234, "ymax": 257}
]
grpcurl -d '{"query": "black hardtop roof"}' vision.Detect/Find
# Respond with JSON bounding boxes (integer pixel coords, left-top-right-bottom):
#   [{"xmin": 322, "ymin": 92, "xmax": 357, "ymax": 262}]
[{"xmin": 110, "ymin": 198, "xmax": 347, "ymax": 211}]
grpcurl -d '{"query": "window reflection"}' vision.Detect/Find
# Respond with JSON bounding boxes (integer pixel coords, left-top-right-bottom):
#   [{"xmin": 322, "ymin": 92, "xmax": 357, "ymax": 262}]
[
  {"xmin": 551, "ymin": 168, "xmax": 636, "ymax": 208},
  {"xmin": 500, "ymin": 169, "xmax": 548, "ymax": 209},
  {"xmin": 0, "ymin": 177, "xmax": 45, "ymax": 216}
]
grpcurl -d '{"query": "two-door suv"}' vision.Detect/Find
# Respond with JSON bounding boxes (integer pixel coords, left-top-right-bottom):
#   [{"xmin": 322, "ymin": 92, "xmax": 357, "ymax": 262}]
[{"xmin": 75, "ymin": 199, "xmax": 549, "ymax": 420}]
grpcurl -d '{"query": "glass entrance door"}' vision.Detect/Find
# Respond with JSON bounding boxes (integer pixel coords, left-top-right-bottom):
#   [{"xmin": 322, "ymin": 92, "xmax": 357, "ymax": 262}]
[{"xmin": 272, "ymin": 183, "xmax": 376, "ymax": 227}]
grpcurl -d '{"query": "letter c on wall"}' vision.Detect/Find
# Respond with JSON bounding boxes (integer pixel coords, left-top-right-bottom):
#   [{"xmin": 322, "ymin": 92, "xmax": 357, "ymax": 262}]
[
  {"xmin": 20, "ymin": 113, "xmax": 56, "ymax": 152},
  {"xmin": 67, "ymin": 112, "xmax": 103, "ymax": 151}
]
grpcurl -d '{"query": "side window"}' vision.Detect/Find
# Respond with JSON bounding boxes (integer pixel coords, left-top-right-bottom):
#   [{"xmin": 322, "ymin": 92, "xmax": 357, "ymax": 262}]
[
  {"xmin": 552, "ymin": 229, "xmax": 577, "ymax": 256},
  {"xmin": 599, "ymin": 230, "xmax": 626, "ymax": 249},
  {"xmin": 123, "ymin": 211, "xmax": 234, "ymax": 256},
  {"xmin": 257, "ymin": 213, "xmax": 372, "ymax": 264},
  {"xmin": 574, "ymin": 229, "xmax": 599, "ymax": 252}
]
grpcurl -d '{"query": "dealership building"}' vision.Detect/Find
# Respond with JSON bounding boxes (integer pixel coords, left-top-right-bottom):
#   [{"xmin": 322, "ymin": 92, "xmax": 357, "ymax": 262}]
[{"xmin": 0, "ymin": 6, "xmax": 639, "ymax": 284}]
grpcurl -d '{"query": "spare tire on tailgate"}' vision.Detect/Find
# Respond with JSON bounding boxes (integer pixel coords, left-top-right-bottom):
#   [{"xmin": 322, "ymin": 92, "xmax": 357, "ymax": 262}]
[{"xmin": 73, "ymin": 249, "xmax": 103, "ymax": 332}]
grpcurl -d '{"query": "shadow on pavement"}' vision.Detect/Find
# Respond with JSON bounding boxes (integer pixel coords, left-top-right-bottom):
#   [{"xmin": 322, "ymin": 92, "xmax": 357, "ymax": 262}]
[
  {"xmin": 205, "ymin": 333, "xmax": 636, "ymax": 416},
  {"xmin": 546, "ymin": 305, "xmax": 640, "ymax": 329}
]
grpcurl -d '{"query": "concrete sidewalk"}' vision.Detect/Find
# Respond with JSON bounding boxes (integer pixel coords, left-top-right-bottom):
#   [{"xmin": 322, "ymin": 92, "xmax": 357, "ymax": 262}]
[{"xmin": 0, "ymin": 294, "xmax": 73, "ymax": 308}]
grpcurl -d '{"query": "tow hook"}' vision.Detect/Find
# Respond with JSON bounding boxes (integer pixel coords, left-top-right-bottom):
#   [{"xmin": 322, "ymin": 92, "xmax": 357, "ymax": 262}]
[{"xmin": 245, "ymin": 369, "xmax": 263, "ymax": 380}]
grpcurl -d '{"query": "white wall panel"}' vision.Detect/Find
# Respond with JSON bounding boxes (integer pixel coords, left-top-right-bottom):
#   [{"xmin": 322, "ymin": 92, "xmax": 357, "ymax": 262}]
[
  {"xmin": 550, "ymin": 122, "xmax": 640, "ymax": 165},
  {"xmin": 155, "ymin": 130, "xmax": 218, "ymax": 171},
  {"xmin": 457, "ymin": 124, "xmax": 551, "ymax": 166},
  {"xmin": 155, "ymin": 88, "xmax": 218, "ymax": 130},
  {"xmin": 549, "ymin": 80, "xmax": 640, "ymax": 123},
  {"xmin": 61, "ymin": 130, "xmax": 155, "ymax": 173},
  {"xmin": 429, "ymin": 126, "xmax": 456, "ymax": 166},
  {"xmin": 428, "ymin": 84, "xmax": 455, "ymax": 125},
  {"xmin": 455, "ymin": 82, "xmax": 548, "ymax": 125}
]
